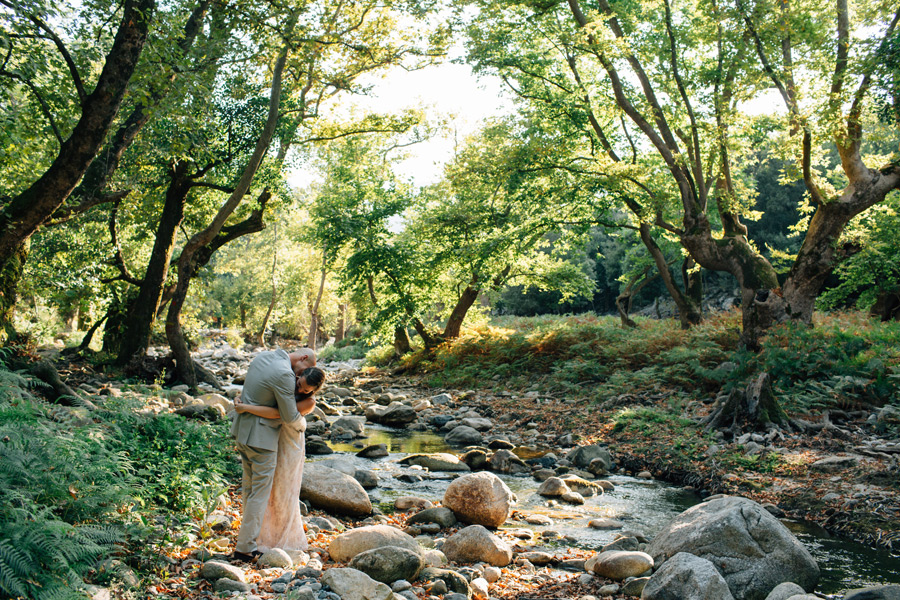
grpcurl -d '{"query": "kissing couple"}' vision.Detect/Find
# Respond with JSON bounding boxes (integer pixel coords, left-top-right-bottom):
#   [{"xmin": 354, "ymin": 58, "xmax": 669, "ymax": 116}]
[{"xmin": 229, "ymin": 347, "xmax": 325, "ymax": 561}]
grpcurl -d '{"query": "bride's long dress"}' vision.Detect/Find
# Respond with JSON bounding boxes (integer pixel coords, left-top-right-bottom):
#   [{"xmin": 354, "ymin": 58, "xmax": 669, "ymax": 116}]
[{"xmin": 257, "ymin": 417, "xmax": 308, "ymax": 552}]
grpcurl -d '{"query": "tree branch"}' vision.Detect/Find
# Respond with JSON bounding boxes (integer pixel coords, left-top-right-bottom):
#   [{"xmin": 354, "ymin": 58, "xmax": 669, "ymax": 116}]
[{"xmin": 0, "ymin": 0, "xmax": 87, "ymax": 104}]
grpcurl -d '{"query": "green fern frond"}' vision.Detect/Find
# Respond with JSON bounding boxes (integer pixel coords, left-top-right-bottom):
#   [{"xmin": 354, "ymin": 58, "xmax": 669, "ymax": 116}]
[{"xmin": 0, "ymin": 540, "xmax": 33, "ymax": 597}]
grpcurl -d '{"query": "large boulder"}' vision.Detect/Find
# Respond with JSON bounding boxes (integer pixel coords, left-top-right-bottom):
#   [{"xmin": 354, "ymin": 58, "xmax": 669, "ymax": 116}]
[
  {"xmin": 328, "ymin": 524, "xmax": 422, "ymax": 563},
  {"xmin": 646, "ymin": 496, "xmax": 820, "ymax": 600},
  {"xmin": 441, "ymin": 525, "xmax": 512, "ymax": 567},
  {"xmin": 641, "ymin": 552, "xmax": 735, "ymax": 600},
  {"xmin": 321, "ymin": 568, "xmax": 393, "ymax": 600},
  {"xmin": 349, "ymin": 546, "xmax": 424, "ymax": 583},
  {"xmin": 399, "ymin": 453, "xmax": 471, "ymax": 472},
  {"xmin": 443, "ymin": 472, "xmax": 515, "ymax": 528},
  {"xmin": 300, "ymin": 464, "xmax": 372, "ymax": 517}
]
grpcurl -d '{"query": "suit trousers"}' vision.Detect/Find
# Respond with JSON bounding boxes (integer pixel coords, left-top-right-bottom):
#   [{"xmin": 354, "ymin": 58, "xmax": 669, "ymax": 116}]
[{"xmin": 235, "ymin": 442, "xmax": 278, "ymax": 553}]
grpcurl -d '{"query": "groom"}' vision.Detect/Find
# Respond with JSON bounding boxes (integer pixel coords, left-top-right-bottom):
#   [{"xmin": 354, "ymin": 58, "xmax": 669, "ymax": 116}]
[{"xmin": 230, "ymin": 347, "xmax": 317, "ymax": 561}]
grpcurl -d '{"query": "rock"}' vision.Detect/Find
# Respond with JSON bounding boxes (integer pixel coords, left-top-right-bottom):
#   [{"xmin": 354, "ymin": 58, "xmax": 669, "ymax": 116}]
[
  {"xmin": 810, "ymin": 455, "xmax": 859, "ymax": 472},
  {"xmin": 431, "ymin": 393, "xmax": 453, "ymax": 406},
  {"xmin": 445, "ymin": 425, "xmax": 483, "ymax": 445},
  {"xmin": 460, "ymin": 448, "xmax": 489, "ymax": 470},
  {"xmin": 329, "ymin": 525, "xmax": 422, "ymax": 563},
  {"xmin": 357, "ymin": 444, "xmax": 389, "ymax": 459},
  {"xmin": 333, "ymin": 416, "xmax": 366, "ymax": 436},
  {"xmin": 321, "ymin": 567, "xmax": 393, "ymax": 600},
  {"xmin": 471, "ymin": 577, "xmax": 489, "ymax": 599},
  {"xmin": 422, "ymin": 549, "xmax": 447, "ymax": 567},
  {"xmin": 566, "ymin": 445, "xmax": 612, "ymax": 470},
  {"xmin": 517, "ymin": 551, "xmax": 554, "ymax": 565},
  {"xmin": 198, "ymin": 393, "xmax": 231, "ymax": 413},
  {"xmin": 524, "ymin": 514, "xmax": 553, "ymax": 525},
  {"xmin": 418, "ymin": 567, "xmax": 471, "ymax": 595},
  {"xmin": 308, "ymin": 516, "xmax": 342, "ymax": 532},
  {"xmin": 379, "ymin": 403, "xmax": 419, "ymax": 427},
  {"xmin": 561, "ymin": 490, "xmax": 585, "ymax": 504},
  {"xmin": 483, "ymin": 566, "xmax": 501, "ymax": 584},
  {"xmin": 589, "ymin": 518, "xmax": 624, "ymax": 530},
  {"xmin": 400, "ymin": 453, "xmax": 471, "ymax": 472},
  {"xmin": 394, "ymin": 496, "xmax": 433, "ymax": 511},
  {"xmin": 559, "ymin": 475, "xmax": 603, "ymax": 496},
  {"xmin": 306, "ymin": 437, "xmax": 334, "ymax": 454},
  {"xmin": 764, "ymin": 582, "xmax": 806, "ymax": 600},
  {"xmin": 300, "ymin": 464, "xmax": 372, "ymax": 516},
  {"xmin": 487, "ymin": 439, "xmax": 515, "ymax": 450},
  {"xmin": 646, "ymin": 496, "xmax": 819, "ymax": 600},
  {"xmin": 586, "ymin": 457, "xmax": 608, "ymax": 476},
  {"xmin": 843, "ymin": 585, "xmax": 900, "ymax": 600},
  {"xmin": 349, "ymin": 546, "xmax": 424, "ymax": 584},
  {"xmin": 641, "ymin": 552, "xmax": 735, "ymax": 600},
  {"xmin": 588, "ymin": 550, "xmax": 653, "ymax": 580},
  {"xmin": 532, "ymin": 468, "xmax": 556, "ymax": 482},
  {"xmin": 354, "ymin": 468, "xmax": 379, "ymax": 489},
  {"xmin": 84, "ymin": 585, "xmax": 111, "ymax": 600},
  {"xmin": 460, "ymin": 417, "xmax": 493, "ymax": 431},
  {"xmin": 601, "ymin": 536, "xmax": 640, "ymax": 552},
  {"xmin": 257, "ymin": 548, "xmax": 292, "ymax": 568},
  {"xmin": 407, "ymin": 507, "xmax": 457, "ymax": 529},
  {"xmin": 620, "ymin": 577, "xmax": 649, "ymax": 596},
  {"xmin": 488, "ymin": 449, "xmax": 529, "ymax": 474},
  {"xmin": 214, "ymin": 578, "xmax": 252, "ymax": 593},
  {"xmin": 637, "ymin": 470, "xmax": 653, "ymax": 479},
  {"xmin": 199, "ymin": 560, "xmax": 245, "ymax": 582},
  {"xmin": 441, "ymin": 525, "xmax": 512, "ymax": 567},
  {"xmin": 443, "ymin": 472, "xmax": 516, "ymax": 528},
  {"xmin": 537, "ymin": 477, "xmax": 571, "ymax": 497}
]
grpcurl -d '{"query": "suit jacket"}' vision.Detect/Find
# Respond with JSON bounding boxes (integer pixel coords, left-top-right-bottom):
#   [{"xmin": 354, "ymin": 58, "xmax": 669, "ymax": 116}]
[{"xmin": 231, "ymin": 349, "xmax": 305, "ymax": 451}]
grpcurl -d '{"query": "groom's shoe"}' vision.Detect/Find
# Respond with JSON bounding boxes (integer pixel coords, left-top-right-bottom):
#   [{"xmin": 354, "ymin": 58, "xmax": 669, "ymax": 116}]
[{"xmin": 230, "ymin": 550, "xmax": 262, "ymax": 563}]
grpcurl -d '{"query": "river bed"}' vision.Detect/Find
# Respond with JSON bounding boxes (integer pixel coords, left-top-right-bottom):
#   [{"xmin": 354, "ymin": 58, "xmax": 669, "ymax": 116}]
[{"xmin": 316, "ymin": 423, "xmax": 900, "ymax": 595}]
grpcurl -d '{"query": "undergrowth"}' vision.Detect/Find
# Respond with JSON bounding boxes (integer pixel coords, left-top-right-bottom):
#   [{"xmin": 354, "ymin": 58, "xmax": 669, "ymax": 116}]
[
  {"xmin": 0, "ymin": 352, "xmax": 240, "ymax": 599},
  {"xmin": 396, "ymin": 311, "xmax": 900, "ymax": 414}
]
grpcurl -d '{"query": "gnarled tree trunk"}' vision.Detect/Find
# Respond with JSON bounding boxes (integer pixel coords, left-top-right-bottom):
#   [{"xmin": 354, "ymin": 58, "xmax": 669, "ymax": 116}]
[{"xmin": 112, "ymin": 162, "xmax": 190, "ymax": 364}]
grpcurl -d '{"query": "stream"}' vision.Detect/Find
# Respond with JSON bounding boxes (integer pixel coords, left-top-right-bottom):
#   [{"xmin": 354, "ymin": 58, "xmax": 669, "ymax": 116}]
[{"xmin": 315, "ymin": 423, "xmax": 900, "ymax": 596}]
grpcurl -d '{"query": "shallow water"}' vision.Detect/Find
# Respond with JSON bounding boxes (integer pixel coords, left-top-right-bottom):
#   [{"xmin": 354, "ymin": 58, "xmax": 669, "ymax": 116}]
[{"xmin": 316, "ymin": 424, "xmax": 900, "ymax": 595}]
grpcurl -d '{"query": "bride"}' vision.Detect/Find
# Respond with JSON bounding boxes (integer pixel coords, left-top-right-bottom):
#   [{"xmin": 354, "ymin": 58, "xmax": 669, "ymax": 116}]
[{"xmin": 234, "ymin": 366, "xmax": 325, "ymax": 552}]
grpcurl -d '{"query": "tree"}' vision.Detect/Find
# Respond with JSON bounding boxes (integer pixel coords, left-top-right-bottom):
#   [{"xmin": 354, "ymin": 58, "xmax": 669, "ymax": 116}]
[
  {"xmin": 462, "ymin": 0, "xmax": 900, "ymax": 346},
  {"xmin": 0, "ymin": 0, "xmax": 157, "ymax": 338}
]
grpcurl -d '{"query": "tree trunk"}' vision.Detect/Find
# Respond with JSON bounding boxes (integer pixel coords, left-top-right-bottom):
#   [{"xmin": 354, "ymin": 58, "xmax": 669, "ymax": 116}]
[
  {"xmin": 256, "ymin": 222, "xmax": 279, "ymax": 347},
  {"xmin": 114, "ymin": 162, "xmax": 190, "ymax": 364},
  {"xmin": 308, "ymin": 257, "xmax": 327, "ymax": 349},
  {"xmin": 0, "ymin": 0, "xmax": 156, "ymax": 266},
  {"xmin": 638, "ymin": 223, "xmax": 702, "ymax": 329},
  {"xmin": 167, "ymin": 192, "xmax": 271, "ymax": 389},
  {"xmin": 702, "ymin": 372, "xmax": 794, "ymax": 435},
  {"xmin": 393, "ymin": 325, "xmax": 411, "ymax": 355},
  {"xmin": 0, "ymin": 242, "xmax": 29, "ymax": 343},
  {"xmin": 335, "ymin": 303, "xmax": 347, "ymax": 342},
  {"xmin": 615, "ymin": 264, "xmax": 656, "ymax": 328},
  {"xmin": 443, "ymin": 283, "xmax": 481, "ymax": 340}
]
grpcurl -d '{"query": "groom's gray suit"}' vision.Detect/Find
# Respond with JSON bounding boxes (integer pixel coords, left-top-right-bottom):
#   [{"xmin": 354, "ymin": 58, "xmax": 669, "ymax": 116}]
[{"xmin": 231, "ymin": 349, "xmax": 304, "ymax": 554}]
